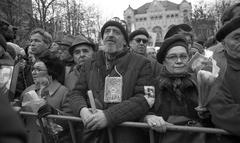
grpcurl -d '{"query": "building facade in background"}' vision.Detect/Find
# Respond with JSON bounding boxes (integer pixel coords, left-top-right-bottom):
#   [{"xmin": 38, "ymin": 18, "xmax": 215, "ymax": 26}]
[{"xmin": 124, "ymin": 0, "xmax": 192, "ymax": 46}]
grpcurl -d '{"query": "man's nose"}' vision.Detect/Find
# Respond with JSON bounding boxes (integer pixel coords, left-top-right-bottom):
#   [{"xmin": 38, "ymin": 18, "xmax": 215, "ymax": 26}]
[
  {"xmin": 108, "ymin": 29, "xmax": 114, "ymax": 36},
  {"xmin": 30, "ymin": 41, "xmax": 35, "ymax": 46},
  {"xmin": 176, "ymin": 57, "xmax": 183, "ymax": 63},
  {"xmin": 140, "ymin": 40, "xmax": 145, "ymax": 44},
  {"xmin": 32, "ymin": 69, "xmax": 37, "ymax": 74},
  {"xmin": 79, "ymin": 51, "xmax": 85, "ymax": 57}
]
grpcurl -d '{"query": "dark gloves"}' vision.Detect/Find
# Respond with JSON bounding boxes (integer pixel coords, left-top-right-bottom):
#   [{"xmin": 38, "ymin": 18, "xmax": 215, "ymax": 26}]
[{"xmin": 38, "ymin": 104, "xmax": 58, "ymax": 118}]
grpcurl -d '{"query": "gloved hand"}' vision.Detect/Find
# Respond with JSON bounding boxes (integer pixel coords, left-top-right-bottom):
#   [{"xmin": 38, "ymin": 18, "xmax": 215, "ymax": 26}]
[{"xmin": 37, "ymin": 104, "xmax": 58, "ymax": 118}]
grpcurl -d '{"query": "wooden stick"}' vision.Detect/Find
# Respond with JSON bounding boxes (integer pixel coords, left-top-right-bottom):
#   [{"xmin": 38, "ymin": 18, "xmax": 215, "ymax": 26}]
[{"xmin": 87, "ymin": 90, "xmax": 97, "ymax": 113}]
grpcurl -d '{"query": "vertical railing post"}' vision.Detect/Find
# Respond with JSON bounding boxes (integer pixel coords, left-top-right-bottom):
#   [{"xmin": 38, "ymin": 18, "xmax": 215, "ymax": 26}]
[
  {"xmin": 37, "ymin": 118, "xmax": 49, "ymax": 143},
  {"xmin": 108, "ymin": 128, "xmax": 114, "ymax": 143},
  {"xmin": 149, "ymin": 129, "xmax": 155, "ymax": 143},
  {"xmin": 68, "ymin": 121, "xmax": 77, "ymax": 143}
]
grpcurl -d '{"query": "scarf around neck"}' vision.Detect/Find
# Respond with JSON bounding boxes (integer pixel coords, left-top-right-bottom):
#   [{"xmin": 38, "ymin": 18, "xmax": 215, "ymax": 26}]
[{"xmin": 158, "ymin": 66, "xmax": 194, "ymax": 102}]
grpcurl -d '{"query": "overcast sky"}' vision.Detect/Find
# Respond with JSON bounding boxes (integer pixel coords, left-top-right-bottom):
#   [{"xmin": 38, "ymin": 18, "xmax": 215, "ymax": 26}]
[{"xmin": 83, "ymin": 0, "xmax": 215, "ymax": 20}]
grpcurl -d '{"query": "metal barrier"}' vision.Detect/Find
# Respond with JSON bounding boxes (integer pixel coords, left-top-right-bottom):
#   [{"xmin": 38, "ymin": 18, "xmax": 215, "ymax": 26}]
[{"xmin": 19, "ymin": 111, "xmax": 230, "ymax": 143}]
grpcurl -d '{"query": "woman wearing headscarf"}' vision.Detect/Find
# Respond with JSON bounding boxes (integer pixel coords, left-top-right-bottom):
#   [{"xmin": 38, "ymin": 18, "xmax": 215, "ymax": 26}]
[{"xmin": 144, "ymin": 34, "xmax": 205, "ymax": 143}]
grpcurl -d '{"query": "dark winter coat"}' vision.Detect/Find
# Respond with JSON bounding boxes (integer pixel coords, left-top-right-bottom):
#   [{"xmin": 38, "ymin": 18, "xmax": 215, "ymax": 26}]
[
  {"xmin": 68, "ymin": 50, "xmax": 154, "ymax": 143},
  {"xmin": 149, "ymin": 57, "xmax": 162, "ymax": 79},
  {"xmin": 64, "ymin": 64, "xmax": 80, "ymax": 90},
  {"xmin": 69, "ymin": 50, "xmax": 153, "ymax": 125},
  {"xmin": 208, "ymin": 53, "xmax": 240, "ymax": 142},
  {"xmin": 0, "ymin": 95, "xmax": 27, "ymax": 143},
  {"xmin": 152, "ymin": 67, "xmax": 205, "ymax": 143},
  {"xmin": 208, "ymin": 43, "xmax": 227, "ymax": 81}
]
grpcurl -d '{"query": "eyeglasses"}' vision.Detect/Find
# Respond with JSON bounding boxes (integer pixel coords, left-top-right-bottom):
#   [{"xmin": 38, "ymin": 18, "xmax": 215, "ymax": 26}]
[
  {"xmin": 108, "ymin": 17, "xmax": 128, "ymax": 31},
  {"xmin": 73, "ymin": 48, "xmax": 90, "ymax": 55},
  {"xmin": 165, "ymin": 54, "xmax": 189, "ymax": 62},
  {"xmin": 32, "ymin": 67, "xmax": 47, "ymax": 73},
  {"xmin": 134, "ymin": 38, "xmax": 148, "ymax": 44}
]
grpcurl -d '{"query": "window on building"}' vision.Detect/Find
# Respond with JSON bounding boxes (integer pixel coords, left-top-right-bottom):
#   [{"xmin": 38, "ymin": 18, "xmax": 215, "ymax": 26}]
[
  {"xmin": 144, "ymin": 17, "xmax": 147, "ymax": 21},
  {"xmin": 183, "ymin": 9, "xmax": 188, "ymax": 17},
  {"xmin": 171, "ymin": 14, "xmax": 174, "ymax": 18},
  {"xmin": 175, "ymin": 14, "xmax": 178, "ymax": 17},
  {"xmin": 159, "ymin": 15, "xmax": 162, "ymax": 19},
  {"xmin": 166, "ymin": 15, "xmax": 170, "ymax": 18}
]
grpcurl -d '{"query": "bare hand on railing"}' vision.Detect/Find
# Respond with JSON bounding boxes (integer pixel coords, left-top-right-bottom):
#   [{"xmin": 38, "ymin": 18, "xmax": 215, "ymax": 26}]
[
  {"xmin": 144, "ymin": 115, "xmax": 172, "ymax": 132},
  {"xmin": 80, "ymin": 107, "xmax": 94, "ymax": 126},
  {"xmin": 85, "ymin": 109, "xmax": 107, "ymax": 131}
]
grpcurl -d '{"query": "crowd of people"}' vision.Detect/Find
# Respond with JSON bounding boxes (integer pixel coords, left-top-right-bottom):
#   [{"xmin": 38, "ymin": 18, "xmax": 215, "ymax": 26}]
[{"xmin": 1, "ymin": 2, "xmax": 240, "ymax": 143}]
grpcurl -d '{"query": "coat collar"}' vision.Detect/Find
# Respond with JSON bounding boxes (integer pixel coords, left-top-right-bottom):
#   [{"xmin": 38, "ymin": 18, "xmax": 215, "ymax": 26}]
[{"xmin": 44, "ymin": 80, "xmax": 62, "ymax": 96}]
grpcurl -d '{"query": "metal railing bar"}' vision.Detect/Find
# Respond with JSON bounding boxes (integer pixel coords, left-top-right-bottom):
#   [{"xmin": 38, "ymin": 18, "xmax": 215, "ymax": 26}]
[
  {"xmin": 20, "ymin": 112, "xmax": 82, "ymax": 121},
  {"xmin": 120, "ymin": 122, "xmax": 230, "ymax": 135},
  {"xmin": 19, "ymin": 112, "xmax": 231, "ymax": 135}
]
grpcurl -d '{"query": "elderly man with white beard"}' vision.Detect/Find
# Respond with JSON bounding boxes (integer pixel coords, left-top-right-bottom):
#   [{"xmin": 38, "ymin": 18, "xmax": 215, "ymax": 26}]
[{"xmin": 68, "ymin": 17, "xmax": 154, "ymax": 143}]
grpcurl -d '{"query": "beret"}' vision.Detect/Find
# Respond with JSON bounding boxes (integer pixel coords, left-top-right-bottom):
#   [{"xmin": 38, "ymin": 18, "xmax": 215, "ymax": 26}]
[
  {"xmin": 164, "ymin": 24, "xmax": 192, "ymax": 40},
  {"xmin": 216, "ymin": 16, "xmax": 240, "ymax": 42},
  {"xmin": 157, "ymin": 34, "xmax": 188, "ymax": 64},
  {"xmin": 129, "ymin": 29, "xmax": 149, "ymax": 41}
]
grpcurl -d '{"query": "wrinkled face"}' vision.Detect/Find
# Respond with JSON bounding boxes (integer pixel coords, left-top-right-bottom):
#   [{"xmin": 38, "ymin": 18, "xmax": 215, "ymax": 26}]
[
  {"xmin": 58, "ymin": 45, "xmax": 72, "ymax": 61},
  {"xmin": 185, "ymin": 35, "xmax": 193, "ymax": 50},
  {"xmin": 30, "ymin": 33, "xmax": 49, "ymax": 55},
  {"xmin": 147, "ymin": 48, "xmax": 157, "ymax": 59},
  {"xmin": 32, "ymin": 61, "xmax": 48, "ymax": 83},
  {"xmin": 163, "ymin": 46, "xmax": 189, "ymax": 74},
  {"xmin": 223, "ymin": 27, "xmax": 240, "ymax": 59},
  {"xmin": 73, "ymin": 45, "xmax": 94, "ymax": 65},
  {"xmin": 102, "ymin": 26, "xmax": 126, "ymax": 54},
  {"xmin": 50, "ymin": 42, "xmax": 60, "ymax": 58},
  {"xmin": 130, "ymin": 34, "xmax": 148, "ymax": 55}
]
